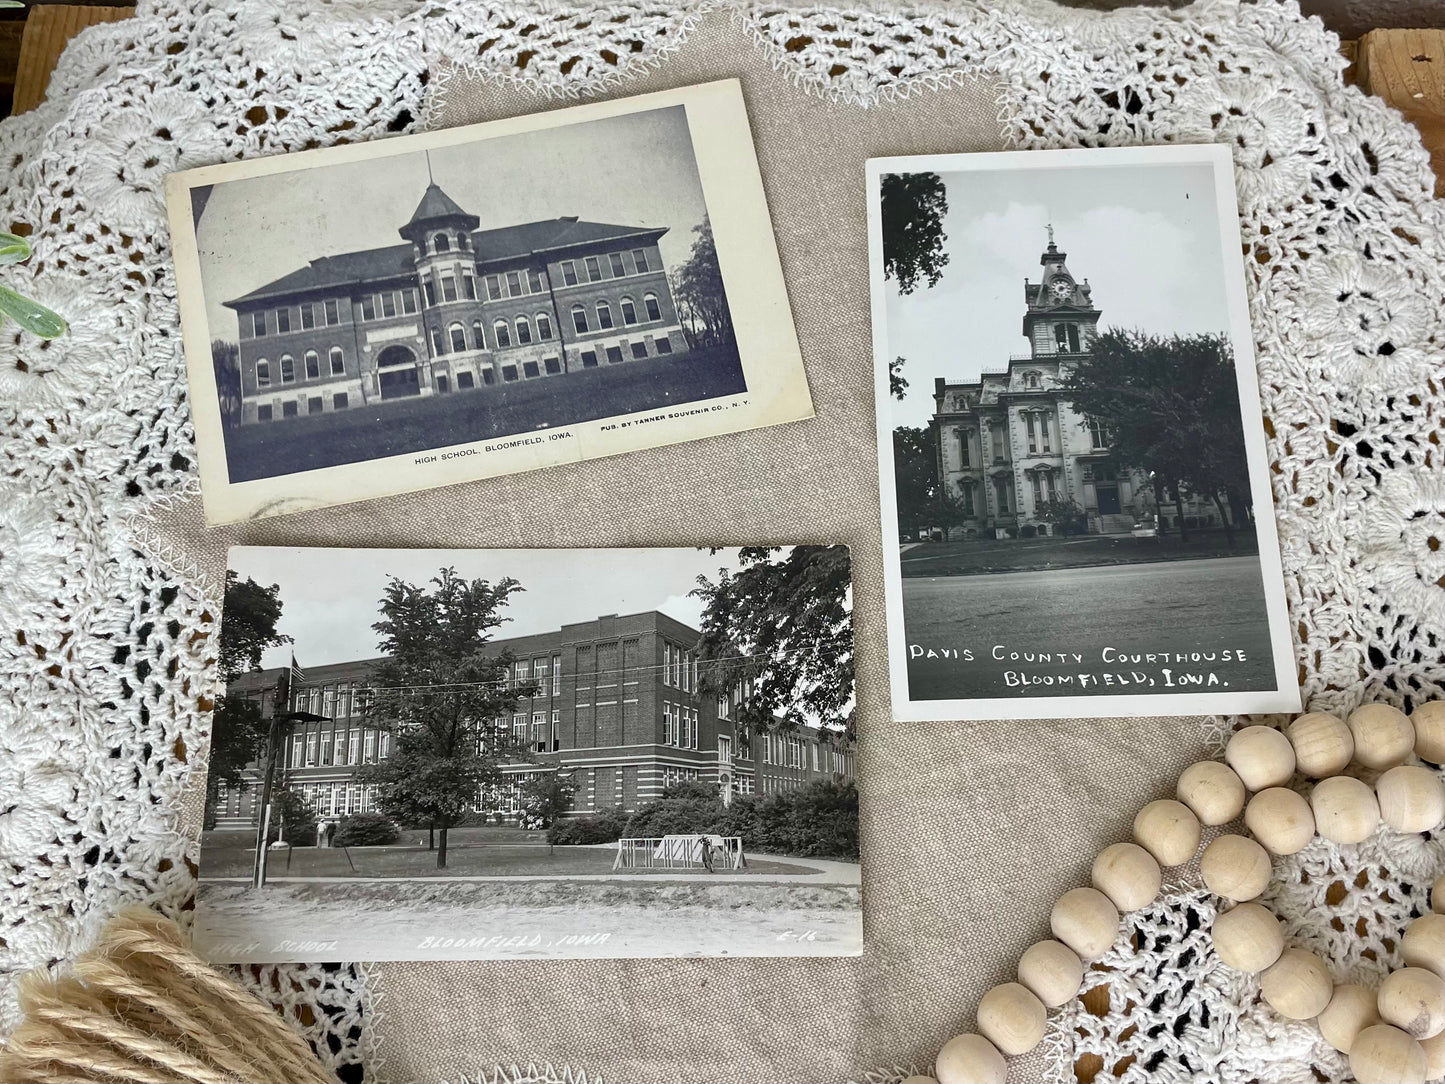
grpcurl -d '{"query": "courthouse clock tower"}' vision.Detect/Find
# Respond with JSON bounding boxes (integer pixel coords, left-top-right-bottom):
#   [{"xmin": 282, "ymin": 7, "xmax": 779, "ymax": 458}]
[{"xmin": 1022, "ymin": 226, "xmax": 1102, "ymax": 358}]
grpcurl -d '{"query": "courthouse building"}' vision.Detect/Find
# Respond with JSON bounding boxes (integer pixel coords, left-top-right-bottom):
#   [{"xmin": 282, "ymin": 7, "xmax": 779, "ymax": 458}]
[
  {"xmin": 224, "ymin": 181, "xmax": 689, "ymax": 424},
  {"xmin": 212, "ymin": 611, "xmax": 855, "ymax": 829},
  {"xmin": 931, "ymin": 230, "xmax": 1224, "ymax": 537}
]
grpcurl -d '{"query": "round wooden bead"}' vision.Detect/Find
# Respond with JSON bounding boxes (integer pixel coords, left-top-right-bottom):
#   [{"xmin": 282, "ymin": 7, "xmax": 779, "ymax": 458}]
[
  {"xmin": 1132, "ymin": 799, "xmax": 1202, "ymax": 867},
  {"xmin": 1017, "ymin": 940, "xmax": 1084, "ymax": 1008},
  {"xmin": 1051, "ymin": 887, "xmax": 1120, "ymax": 961},
  {"xmin": 1310, "ymin": 775, "xmax": 1380, "ymax": 844},
  {"xmin": 1318, "ymin": 983, "xmax": 1382, "ymax": 1053},
  {"xmin": 1260, "ymin": 948, "xmax": 1333, "ymax": 1020},
  {"xmin": 934, "ymin": 1033, "xmax": 1006, "ymax": 1084},
  {"xmin": 1211, "ymin": 902, "xmax": 1284, "ymax": 973},
  {"xmin": 1286, "ymin": 711, "xmax": 1354, "ymax": 778},
  {"xmin": 1402, "ymin": 913, "xmax": 1445, "ymax": 977},
  {"xmin": 1347, "ymin": 704, "xmax": 1415, "ymax": 771},
  {"xmin": 1350, "ymin": 1024, "xmax": 1429, "ymax": 1084},
  {"xmin": 976, "ymin": 982, "xmax": 1046, "ymax": 1056},
  {"xmin": 1421, "ymin": 1031, "xmax": 1445, "ymax": 1082},
  {"xmin": 1411, "ymin": 701, "xmax": 1443, "ymax": 766},
  {"xmin": 1375, "ymin": 765, "xmax": 1445, "ymax": 834},
  {"xmin": 1378, "ymin": 967, "xmax": 1445, "ymax": 1040},
  {"xmin": 1200, "ymin": 834, "xmax": 1272, "ymax": 902},
  {"xmin": 1226, "ymin": 726, "xmax": 1296, "ymax": 791},
  {"xmin": 1434, "ymin": 874, "xmax": 1445, "ymax": 915},
  {"xmin": 1244, "ymin": 787, "xmax": 1316, "ymax": 856},
  {"xmin": 1177, "ymin": 761, "xmax": 1247, "ymax": 826},
  {"xmin": 1091, "ymin": 842, "xmax": 1163, "ymax": 912}
]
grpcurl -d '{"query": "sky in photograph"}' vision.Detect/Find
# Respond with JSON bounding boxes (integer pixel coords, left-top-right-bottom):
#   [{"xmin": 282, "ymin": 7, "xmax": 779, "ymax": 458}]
[
  {"xmin": 884, "ymin": 160, "xmax": 1230, "ymax": 430},
  {"xmin": 195, "ymin": 107, "xmax": 708, "ymax": 339},
  {"xmin": 229, "ymin": 546, "xmax": 749, "ymax": 671}
]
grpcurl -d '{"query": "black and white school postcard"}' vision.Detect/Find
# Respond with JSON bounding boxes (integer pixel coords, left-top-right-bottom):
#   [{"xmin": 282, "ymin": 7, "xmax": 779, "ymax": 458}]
[{"xmin": 867, "ymin": 144, "xmax": 1299, "ymax": 721}]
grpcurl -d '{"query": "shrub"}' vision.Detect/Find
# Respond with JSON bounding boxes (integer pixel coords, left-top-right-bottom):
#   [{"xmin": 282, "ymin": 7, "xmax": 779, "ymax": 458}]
[
  {"xmin": 1020, "ymin": 524, "xmax": 1037, "ymax": 538},
  {"xmin": 548, "ymin": 805, "xmax": 632, "ymax": 845},
  {"xmin": 332, "ymin": 812, "xmax": 400, "ymax": 847},
  {"xmin": 267, "ymin": 787, "xmax": 317, "ymax": 846}
]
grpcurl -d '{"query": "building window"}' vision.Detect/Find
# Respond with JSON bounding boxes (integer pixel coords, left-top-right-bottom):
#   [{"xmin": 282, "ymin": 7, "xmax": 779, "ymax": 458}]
[
  {"xmin": 481, "ymin": 367, "xmax": 495, "ymax": 385},
  {"xmin": 402, "ymin": 288, "xmax": 418, "ymax": 314},
  {"xmin": 422, "ymin": 277, "xmax": 436, "ymax": 305},
  {"xmin": 282, "ymin": 400, "xmax": 298, "ymax": 417},
  {"xmin": 449, "ymin": 323, "xmax": 467, "ymax": 353},
  {"xmin": 523, "ymin": 360, "xmax": 539, "ymax": 378},
  {"xmin": 1055, "ymin": 323, "xmax": 1080, "ymax": 352},
  {"xmin": 360, "ymin": 296, "xmax": 376, "ymax": 321},
  {"xmin": 571, "ymin": 304, "xmax": 587, "ymax": 334},
  {"xmin": 432, "ymin": 233, "xmax": 450, "ymax": 253},
  {"xmin": 308, "ymin": 396, "xmax": 323, "ymax": 415},
  {"xmin": 655, "ymin": 337, "xmax": 672, "ymax": 355},
  {"xmin": 506, "ymin": 271, "xmax": 522, "ymax": 296},
  {"xmin": 609, "ymin": 252, "xmax": 626, "ymax": 277},
  {"xmin": 462, "ymin": 273, "xmax": 477, "ymax": 301},
  {"xmin": 279, "ymin": 355, "xmax": 295, "ymax": 383},
  {"xmin": 562, "ymin": 260, "xmax": 578, "ymax": 286},
  {"xmin": 459, "ymin": 233, "xmax": 471, "ymax": 251},
  {"xmin": 304, "ymin": 350, "xmax": 319, "ymax": 379},
  {"xmin": 431, "ymin": 326, "xmax": 445, "ymax": 355},
  {"xmin": 515, "ymin": 316, "xmax": 532, "ymax": 345},
  {"xmin": 581, "ymin": 350, "xmax": 597, "ymax": 368},
  {"xmin": 256, "ymin": 359, "xmax": 271, "ymax": 387},
  {"xmin": 252, "ymin": 311, "xmax": 267, "ymax": 337},
  {"xmin": 536, "ymin": 312, "xmax": 553, "ymax": 341},
  {"xmin": 257, "ymin": 404, "xmax": 273, "ymax": 422},
  {"xmin": 991, "ymin": 423, "xmax": 1005, "ymax": 463},
  {"xmin": 457, "ymin": 371, "xmax": 474, "ymax": 389},
  {"xmin": 960, "ymin": 480, "xmax": 975, "ymax": 516},
  {"xmin": 276, "ymin": 307, "xmax": 291, "ymax": 333},
  {"xmin": 544, "ymin": 356, "xmax": 561, "ymax": 374},
  {"xmin": 605, "ymin": 345, "xmax": 623, "ymax": 364},
  {"xmin": 471, "ymin": 320, "xmax": 486, "ymax": 351},
  {"xmin": 324, "ymin": 299, "xmax": 340, "ymax": 325},
  {"xmin": 958, "ymin": 429, "xmax": 971, "ymax": 467},
  {"xmin": 441, "ymin": 274, "xmax": 458, "ymax": 303},
  {"xmin": 333, "ymin": 392, "xmax": 348, "ymax": 410},
  {"xmin": 643, "ymin": 292, "xmax": 661, "ymax": 321},
  {"xmin": 301, "ymin": 303, "xmax": 315, "ymax": 330},
  {"xmin": 1089, "ymin": 419, "xmax": 1109, "ymax": 449},
  {"xmin": 502, "ymin": 364, "xmax": 518, "ymax": 382},
  {"xmin": 1039, "ymin": 413, "xmax": 1052, "ymax": 454},
  {"xmin": 1023, "ymin": 370, "xmax": 1041, "ymax": 389},
  {"xmin": 994, "ymin": 474, "xmax": 1011, "ymax": 514},
  {"xmin": 1026, "ymin": 412, "xmax": 1038, "ymax": 454},
  {"xmin": 486, "ymin": 274, "xmax": 503, "ymax": 300},
  {"xmin": 527, "ymin": 269, "xmax": 543, "ymax": 292},
  {"xmin": 584, "ymin": 256, "xmax": 601, "ymax": 282},
  {"xmin": 630, "ymin": 341, "xmax": 648, "ymax": 360},
  {"xmin": 632, "ymin": 248, "xmax": 649, "ymax": 273},
  {"xmin": 381, "ymin": 292, "xmax": 397, "ymax": 318},
  {"xmin": 436, "ymin": 375, "xmax": 449, "ymax": 393},
  {"xmin": 552, "ymin": 655, "xmax": 561, "ymax": 694},
  {"xmin": 620, "ymin": 297, "xmax": 637, "ymax": 325},
  {"xmin": 596, "ymin": 301, "xmax": 614, "ymax": 330},
  {"xmin": 493, "ymin": 319, "xmax": 512, "ymax": 348},
  {"xmin": 329, "ymin": 346, "xmax": 344, "ymax": 375}
]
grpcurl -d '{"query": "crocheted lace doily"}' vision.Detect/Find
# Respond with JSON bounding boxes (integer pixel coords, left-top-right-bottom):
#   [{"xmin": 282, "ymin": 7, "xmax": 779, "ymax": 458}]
[{"xmin": 0, "ymin": 0, "xmax": 1440, "ymax": 1081}]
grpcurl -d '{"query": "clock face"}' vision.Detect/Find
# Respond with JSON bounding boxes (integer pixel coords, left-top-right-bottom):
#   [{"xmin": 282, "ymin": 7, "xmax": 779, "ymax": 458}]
[{"xmin": 1050, "ymin": 278, "xmax": 1073, "ymax": 301}]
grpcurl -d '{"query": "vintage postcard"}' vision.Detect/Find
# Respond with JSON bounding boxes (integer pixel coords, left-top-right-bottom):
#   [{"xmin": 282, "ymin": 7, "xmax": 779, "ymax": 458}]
[
  {"xmin": 165, "ymin": 80, "xmax": 811, "ymax": 525},
  {"xmin": 196, "ymin": 544, "xmax": 858, "ymax": 963},
  {"xmin": 867, "ymin": 144, "xmax": 1300, "ymax": 721}
]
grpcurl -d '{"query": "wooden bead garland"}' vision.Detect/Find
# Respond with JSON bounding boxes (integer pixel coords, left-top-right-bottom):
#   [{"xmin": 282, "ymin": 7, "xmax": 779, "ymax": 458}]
[
  {"xmin": 1225, "ymin": 725, "xmax": 1296, "ymax": 791},
  {"xmin": 1414, "ymin": 701, "xmax": 1444, "ymax": 766},
  {"xmin": 922, "ymin": 702, "xmax": 1443, "ymax": 1084},
  {"xmin": 1243, "ymin": 787, "xmax": 1315, "ymax": 856},
  {"xmin": 1347, "ymin": 703, "xmax": 1415, "ymax": 770},
  {"xmin": 1317, "ymin": 983, "xmax": 1382, "ymax": 1053},
  {"xmin": 1176, "ymin": 760, "xmax": 1246, "ymax": 825},
  {"xmin": 1286, "ymin": 711, "xmax": 1354, "ymax": 778},
  {"xmin": 975, "ymin": 983, "xmax": 1046, "ymax": 1056},
  {"xmin": 1310, "ymin": 775, "xmax": 1380, "ymax": 844},
  {"xmin": 1375, "ymin": 764, "xmax": 1445, "ymax": 834},
  {"xmin": 1402, "ymin": 913, "xmax": 1444, "ymax": 977},
  {"xmin": 1016, "ymin": 940, "xmax": 1083, "ymax": 1008},
  {"xmin": 1091, "ymin": 842, "xmax": 1162, "ymax": 912},
  {"xmin": 1351, "ymin": 1024, "xmax": 1429, "ymax": 1084},
  {"xmin": 1377, "ymin": 967, "xmax": 1445, "ymax": 1040},
  {"xmin": 1200, "ymin": 834, "xmax": 1272, "ymax": 902},
  {"xmin": 1131, "ymin": 799, "xmax": 1201, "ymax": 866},
  {"xmin": 1211, "ymin": 902, "xmax": 1284, "ymax": 973}
]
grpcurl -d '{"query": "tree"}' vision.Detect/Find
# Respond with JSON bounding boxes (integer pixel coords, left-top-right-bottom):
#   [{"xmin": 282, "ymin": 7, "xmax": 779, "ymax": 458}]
[
  {"xmin": 673, "ymin": 217, "xmax": 733, "ymax": 348},
  {"xmin": 352, "ymin": 568, "xmax": 538, "ymax": 868},
  {"xmin": 1034, "ymin": 496, "xmax": 1087, "ymax": 536},
  {"xmin": 212, "ymin": 340, "xmax": 242, "ymax": 428},
  {"xmin": 893, "ymin": 425, "xmax": 940, "ymax": 540},
  {"xmin": 880, "ymin": 172, "xmax": 949, "ymax": 294},
  {"xmin": 889, "ymin": 356, "xmax": 909, "ymax": 400},
  {"xmin": 1061, "ymin": 329, "xmax": 1250, "ymax": 546},
  {"xmin": 692, "ymin": 546, "xmax": 854, "ymax": 739},
  {"xmin": 520, "ymin": 772, "xmax": 576, "ymax": 830},
  {"xmin": 204, "ymin": 572, "xmax": 291, "ymax": 828}
]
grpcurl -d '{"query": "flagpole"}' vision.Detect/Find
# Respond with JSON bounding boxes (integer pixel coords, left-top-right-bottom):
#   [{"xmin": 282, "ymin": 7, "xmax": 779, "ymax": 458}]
[{"xmin": 251, "ymin": 654, "xmax": 305, "ymax": 889}]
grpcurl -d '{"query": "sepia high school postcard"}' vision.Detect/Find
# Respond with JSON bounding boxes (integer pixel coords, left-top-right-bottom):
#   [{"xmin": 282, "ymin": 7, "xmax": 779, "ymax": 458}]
[
  {"xmin": 867, "ymin": 144, "xmax": 1300, "ymax": 721},
  {"xmin": 165, "ymin": 80, "xmax": 812, "ymax": 525}
]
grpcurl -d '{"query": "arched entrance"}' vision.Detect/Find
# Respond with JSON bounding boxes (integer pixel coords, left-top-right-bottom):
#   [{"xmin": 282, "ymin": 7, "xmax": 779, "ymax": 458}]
[{"xmin": 376, "ymin": 345, "xmax": 421, "ymax": 400}]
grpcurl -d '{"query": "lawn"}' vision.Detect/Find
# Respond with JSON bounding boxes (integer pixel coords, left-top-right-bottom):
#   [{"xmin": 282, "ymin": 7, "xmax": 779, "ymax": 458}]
[
  {"xmin": 222, "ymin": 342, "xmax": 746, "ymax": 482},
  {"xmin": 900, "ymin": 525, "xmax": 1261, "ymax": 577},
  {"xmin": 198, "ymin": 830, "xmax": 818, "ymax": 879}
]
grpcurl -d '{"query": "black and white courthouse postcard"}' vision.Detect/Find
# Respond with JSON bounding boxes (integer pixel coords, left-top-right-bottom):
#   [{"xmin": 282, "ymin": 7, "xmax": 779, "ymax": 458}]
[
  {"xmin": 867, "ymin": 144, "xmax": 1299, "ymax": 721},
  {"xmin": 165, "ymin": 80, "xmax": 811, "ymax": 525},
  {"xmin": 197, "ymin": 544, "xmax": 859, "ymax": 963}
]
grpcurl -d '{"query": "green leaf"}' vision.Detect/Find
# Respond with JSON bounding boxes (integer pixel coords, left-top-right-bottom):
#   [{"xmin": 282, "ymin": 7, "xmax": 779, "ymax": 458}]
[
  {"xmin": 0, "ymin": 283, "xmax": 67, "ymax": 339},
  {"xmin": 0, "ymin": 233, "xmax": 32, "ymax": 266}
]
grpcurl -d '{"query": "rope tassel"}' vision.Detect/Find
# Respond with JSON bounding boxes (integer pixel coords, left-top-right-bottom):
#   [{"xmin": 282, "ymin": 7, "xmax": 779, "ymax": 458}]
[{"xmin": 0, "ymin": 908, "xmax": 336, "ymax": 1084}]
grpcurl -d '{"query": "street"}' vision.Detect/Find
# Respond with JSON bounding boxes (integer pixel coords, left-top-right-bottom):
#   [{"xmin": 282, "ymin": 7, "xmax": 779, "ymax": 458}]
[{"xmin": 902, "ymin": 555, "xmax": 1277, "ymax": 701}]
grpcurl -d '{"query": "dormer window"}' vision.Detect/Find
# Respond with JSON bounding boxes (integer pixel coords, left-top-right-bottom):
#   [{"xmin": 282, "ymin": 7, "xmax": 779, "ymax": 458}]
[{"xmin": 1022, "ymin": 370, "xmax": 1042, "ymax": 390}]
